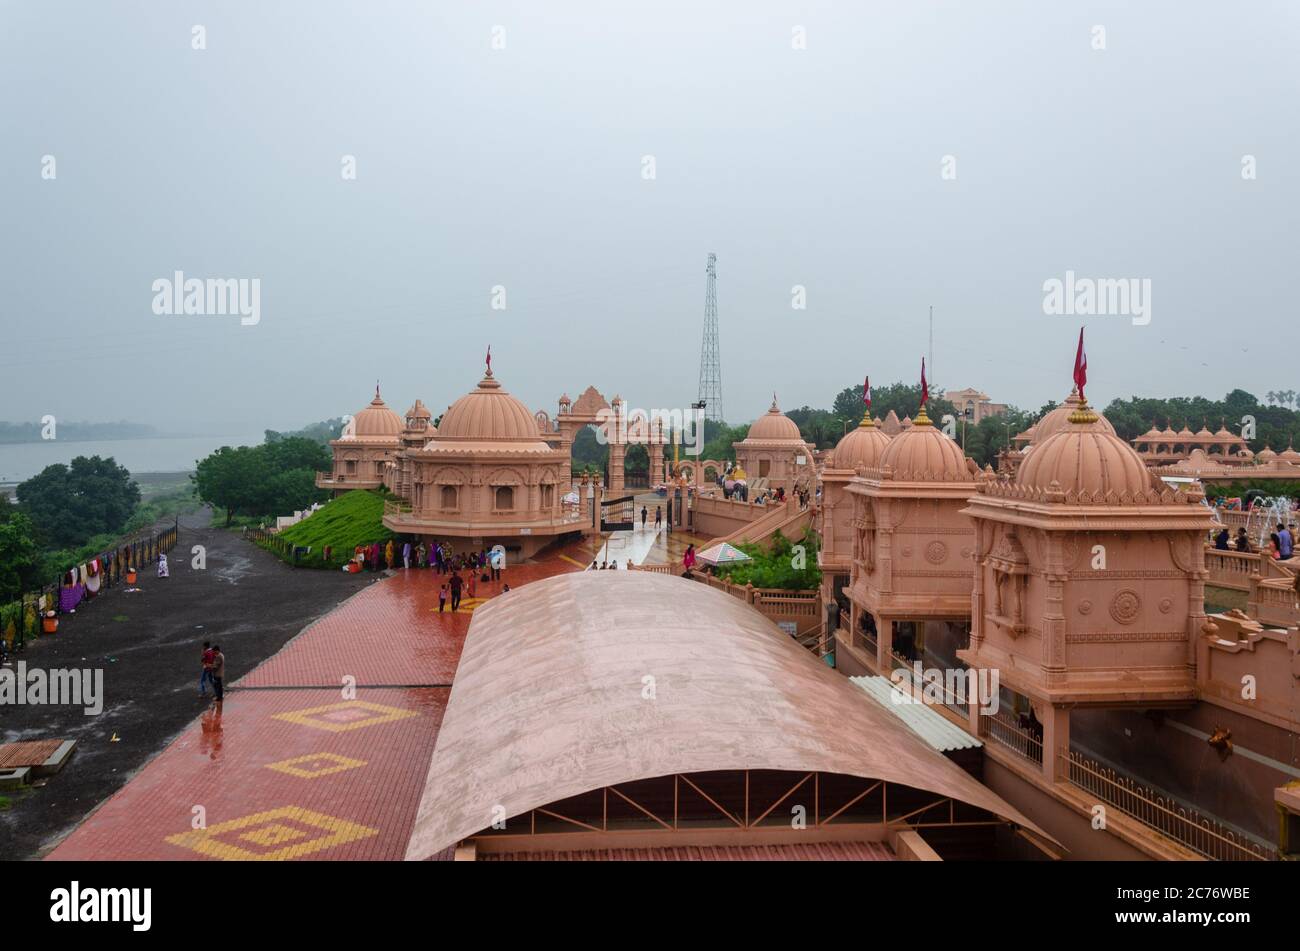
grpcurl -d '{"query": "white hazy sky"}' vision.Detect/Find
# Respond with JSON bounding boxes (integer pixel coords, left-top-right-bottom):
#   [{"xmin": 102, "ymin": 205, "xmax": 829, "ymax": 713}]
[{"xmin": 1, "ymin": 1, "xmax": 1296, "ymax": 433}]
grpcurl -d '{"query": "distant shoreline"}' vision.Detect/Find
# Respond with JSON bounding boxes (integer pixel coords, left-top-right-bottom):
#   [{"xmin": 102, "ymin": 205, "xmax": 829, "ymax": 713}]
[
  {"xmin": 0, "ymin": 435, "xmax": 232, "ymax": 445},
  {"xmin": 2, "ymin": 469, "xmax": 194, "ymax": 487}
]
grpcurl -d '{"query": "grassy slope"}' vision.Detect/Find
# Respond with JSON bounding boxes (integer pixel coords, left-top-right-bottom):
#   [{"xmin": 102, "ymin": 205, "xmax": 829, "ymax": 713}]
[{"xmin": 277, "ymin": 489, "xmax": 394, "ymax": 553}]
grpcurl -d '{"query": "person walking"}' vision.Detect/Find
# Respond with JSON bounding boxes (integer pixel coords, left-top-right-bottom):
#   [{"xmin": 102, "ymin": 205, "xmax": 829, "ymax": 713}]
[
  {"xmin": 199, "ymin": 641, "xmax": 215, "ymax": 698},
  {"xmin": 210, "ymin": 645, "xmax": 226, "ymax": 703},
  {"xmin": 467, "ymin": 571, "xmax": 477, "ymax": 599},
  {"xmin": 490, "ymin": 547, "xmax": 503, "ymax": 581},
  {"xmin": 402, "ymin": 541, "xmax": 411, "ymax": 570},
  {"xmin": 641, "ymin": 506, "xmax": 648, "ymax": 529},
  {"xmin": 683, "ymin": 544, "xmax": 696, "ymax": 573},
  {"xmin": 438, "ymin": 584, "xmax": 448, "ymax": 613},
  {"xmin": 654, "ymin": 506, "xmax": 662, "ymax": 529},
  {"xmin": 1279, "ymin": 522, "xmax": 1295, "ymax": 561},
  {"xmin": 449, "ymin": 571, "xmax": 463, "ymax": 611}
]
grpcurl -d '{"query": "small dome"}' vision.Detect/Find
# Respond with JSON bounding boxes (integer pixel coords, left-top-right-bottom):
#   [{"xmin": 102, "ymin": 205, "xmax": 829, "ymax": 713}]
[
  {"xmin": 879, "ymin": 411, "xmax": 969, "ymax": 480},
  {"xmin": 404, "ymin": 399, "xmax": 432, "ymax": 421},
  {"xmin": 832, "ymin": 415, "xmax": 891, "ymax": 469},
  {"xmin": 435, "ymin": 370, "xmax": 543, "ymax": 442},
  {"xmin": 1256, "ymin": 445, "xmax": 1277, "ymax": 462},
  {"xmin": 1017, "ymin": 406, "xmax": 1154, "ymax": 497},
  {"xmin": 1137, "ymin": 422, "xmax": 1162, "ymax": 441},
  {"xmin": 1279, "ymin": 444, "xmax": 1300, "ymax": 463},
  {"xmin": 351, "ymin": 389, "xmax": 404, "ymax": 438},
  {"xmin": 1028, "ymin": 389, "xmax": 1116, "ymax": 446},
  {"xmin": 746, "ymin": 397, "xmax": 804, "ymax": 441}
]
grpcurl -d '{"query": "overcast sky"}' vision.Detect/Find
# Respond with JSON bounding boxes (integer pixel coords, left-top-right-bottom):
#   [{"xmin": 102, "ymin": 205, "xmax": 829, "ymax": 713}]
[{"xmin": 1, "ymin": 1, "xmax": 1296, "ymax": 434}]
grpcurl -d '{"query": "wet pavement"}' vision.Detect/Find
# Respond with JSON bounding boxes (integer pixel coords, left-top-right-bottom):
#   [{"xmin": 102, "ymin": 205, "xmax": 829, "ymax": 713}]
[{"xmin": 44, "ymin": 542, "xmax": 590, "ymax": 861}]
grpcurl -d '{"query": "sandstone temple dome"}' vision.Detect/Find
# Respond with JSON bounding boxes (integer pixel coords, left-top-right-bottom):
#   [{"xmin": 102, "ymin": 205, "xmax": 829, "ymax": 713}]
[
  {"xmin": 1016, "ymin": 404, "xmax": 1153, "ymax": 497},
  {"xmin": 435, "ymin": 369, "xmax": 549, "ymax": 445},
  {"xmin": 745, "ymin": 397, "xmax": 805, "ymax": 441},
  {"xmin": 348, "ymin": 387, "xmax": 405, "ymax": 439},
  {"xmin": 877, "ymin": 407, "xmax": 969, "ymax": 481},
  {"xmin": 1021, "ymin": 388, "xmax": 1116, "ymax": 451},
  {"xmin": 832, "ymin": 413, "xmax": 892, "ymax": 470}
]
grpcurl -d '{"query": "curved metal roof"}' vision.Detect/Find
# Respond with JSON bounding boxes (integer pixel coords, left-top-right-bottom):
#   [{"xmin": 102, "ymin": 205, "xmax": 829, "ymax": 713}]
[{"xmin": 405, "ymin": 571, "xmax": 1049, "ymax": 859}]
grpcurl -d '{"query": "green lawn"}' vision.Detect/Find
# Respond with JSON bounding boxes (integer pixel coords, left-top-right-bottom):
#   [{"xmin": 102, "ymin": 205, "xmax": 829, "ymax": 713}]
[{"xmin": 276, "ymin": 489, "xmax": 394, "ymax": 558}]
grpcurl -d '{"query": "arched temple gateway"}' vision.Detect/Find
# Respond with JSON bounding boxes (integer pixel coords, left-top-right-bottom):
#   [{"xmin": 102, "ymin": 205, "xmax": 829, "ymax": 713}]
[
  {"xmin": 553, "ymin": 386, "xmax": 666, "ymax": 494},
  {"xmin": 381, "ymin": 365, "xmax": 577, "ymax": 559},
  {"xmin": 317, "ymin": 386, "xmax": 406, "ymax": 493}
]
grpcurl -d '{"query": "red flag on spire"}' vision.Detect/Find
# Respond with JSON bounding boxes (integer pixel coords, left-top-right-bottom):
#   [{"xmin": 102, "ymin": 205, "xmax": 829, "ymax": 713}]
[
  {"xmin": 1073, "ymin": 327, "xmax": 1087, "ymax": 401},
  {"xmin": 486, "ymin": 345, "xmax": 492, "ymax": 373},
  {"xmin": 920, "ymin": 358, "xmax": 928, "ymax": 409},
  {"xmin": 863, "ymin": 375, "xmax": 871, "ymax": 408}
]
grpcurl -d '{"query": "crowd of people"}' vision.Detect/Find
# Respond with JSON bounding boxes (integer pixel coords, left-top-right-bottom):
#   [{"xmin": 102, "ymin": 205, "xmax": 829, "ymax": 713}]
[
  {"xmin": 1212, "ymin": 522, "xmax": 1296, "ymax": 560},
  {"xmin": 347, "ymin": 539, "xmax": 506, "ymax": 578},
  {"xmin": 1208, "ymin": 493, "xmax": 1299, "ymax": 562}
]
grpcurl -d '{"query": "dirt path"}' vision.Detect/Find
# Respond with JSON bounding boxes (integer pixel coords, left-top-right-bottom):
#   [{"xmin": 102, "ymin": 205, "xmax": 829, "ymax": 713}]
[{"xmin": 0, "ymin": 508, "xmax": 380, "ymax": 859}]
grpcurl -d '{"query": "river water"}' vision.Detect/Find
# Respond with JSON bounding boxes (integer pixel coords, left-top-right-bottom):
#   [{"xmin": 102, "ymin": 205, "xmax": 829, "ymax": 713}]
[{"xmin": 0, "ymin": 434, "xmax": 267, "ymax": 483}]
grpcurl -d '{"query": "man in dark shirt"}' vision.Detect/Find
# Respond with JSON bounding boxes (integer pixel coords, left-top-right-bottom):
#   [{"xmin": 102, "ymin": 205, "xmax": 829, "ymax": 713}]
[
  {"xmin": 449, "ymin": 572, "xmax": 463, "ymax": 611},
  {"xmin": 210, "ymin": 646, "xmax": 226, "ymax": 703}
]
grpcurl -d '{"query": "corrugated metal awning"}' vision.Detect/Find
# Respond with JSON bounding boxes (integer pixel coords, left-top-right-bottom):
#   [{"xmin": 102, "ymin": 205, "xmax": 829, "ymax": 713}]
[{"xmin": 850, "ymin": 676, "xmax": 983, "ymax": 753}]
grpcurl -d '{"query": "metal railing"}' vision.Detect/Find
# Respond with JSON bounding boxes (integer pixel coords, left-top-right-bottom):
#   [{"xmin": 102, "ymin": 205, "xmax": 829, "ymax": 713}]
[
  {"xmin": 1060, "ymin": 749, "xmax": 1273, "ymax": 861},
  {"xmin": 888, "ymin": 650, "xmax": 970, "ymax": 718},
  {"xmin": 983, "ymin": 710, "xmax": 1043, "ymax": 765}
]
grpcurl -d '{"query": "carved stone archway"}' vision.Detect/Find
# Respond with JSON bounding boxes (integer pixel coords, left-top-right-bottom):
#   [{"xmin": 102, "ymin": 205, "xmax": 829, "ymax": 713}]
[{"xmin": 554, "ymin": 386, "xmax": 665, "ymax": 495}]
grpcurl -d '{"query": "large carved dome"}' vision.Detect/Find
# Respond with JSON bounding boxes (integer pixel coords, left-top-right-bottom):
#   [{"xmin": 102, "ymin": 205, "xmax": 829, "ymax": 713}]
[
  {"xmin": 746, "ymin": 398, "xmax": 804, "ymax": 441},
  {"xmin": 1017, "ymin": 408, "xmax": 1153, "ymax": 496},
  {"xmin": 832, "ymin": 416, "xmax": 891, "ymax": 470},
  {"xmin": 436, "ymin": 371, "xmax": 544, "ymax": 442},
  {"xmin": 878, "ymin": 413, "xmax": 970, "ymax": 481},
  {"xmin": 349, "ymin": 390, "xmax": 404, "ymax": 439},
  {"xmin": 1025, "ymin": 389, "xmax": 1116, "ymax": 450}
]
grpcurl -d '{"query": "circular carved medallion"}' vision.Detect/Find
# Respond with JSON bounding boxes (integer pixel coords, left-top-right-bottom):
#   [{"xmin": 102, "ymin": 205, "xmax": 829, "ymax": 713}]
[
  {"xmin": 901, "ymin": 546, "xmax": 913, "ymax": 558},
  {"xmin": 1158, "ymin": 597, "xmax": 1173, "ymax": 614},
  {"xmin": 1078, "ymin": 599, "xmax": 1093, "ymax": 616},
  {"xmin": 925, "ymin": 541, "xmax": 948, "ymax": 565},
  {"xmin": 1109, "ymin": 590, "xmax": 1142, "ymax": 625}
]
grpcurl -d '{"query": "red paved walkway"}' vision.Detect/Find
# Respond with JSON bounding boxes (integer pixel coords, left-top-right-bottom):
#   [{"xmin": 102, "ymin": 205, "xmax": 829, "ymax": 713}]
[{"xmin": 47, "ymin": 547, "xmax": 588, "ymax": 861}]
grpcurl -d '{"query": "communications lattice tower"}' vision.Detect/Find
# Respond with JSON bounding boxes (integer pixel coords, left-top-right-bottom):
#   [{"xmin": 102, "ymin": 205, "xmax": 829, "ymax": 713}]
[{"xmin": 697, "ymin": 252, "xmax": 723, "ymax": 423}]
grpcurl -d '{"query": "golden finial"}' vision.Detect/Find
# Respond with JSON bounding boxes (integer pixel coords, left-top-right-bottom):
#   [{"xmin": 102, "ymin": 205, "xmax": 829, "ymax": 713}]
[{"xmin": 1068, "ymin": 400, "xmax": 1100, "ymax": 424}]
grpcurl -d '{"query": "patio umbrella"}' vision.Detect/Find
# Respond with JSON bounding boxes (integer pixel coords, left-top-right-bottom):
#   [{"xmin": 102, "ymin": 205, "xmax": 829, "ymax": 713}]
[{"xmin": 694, "ymin": 542, "xmax": 752, "ymax": 566}]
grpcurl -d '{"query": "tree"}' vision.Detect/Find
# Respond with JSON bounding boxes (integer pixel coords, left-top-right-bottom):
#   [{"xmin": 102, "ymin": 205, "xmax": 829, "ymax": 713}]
[
  {"xmin": 16, "ymin": 456, "xmax": 141, "ymax": 549},
  {"xmin": 831, "ymin": 381, "xmax": 956, "ymax": 429},
  {"xmin": 0, "ymin": 508, "xmax": 41, "ymax": 601},
  {"xmin": 192, "ymin": 441, "xmax": 329, "ymax": 525},
  {"xmin": 265, "ymin": 418, "xmax": 348, "ymax": 445},
  {"xmin": 192, "ymin": 446, "xmax": 265, "ymax": 526}
]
